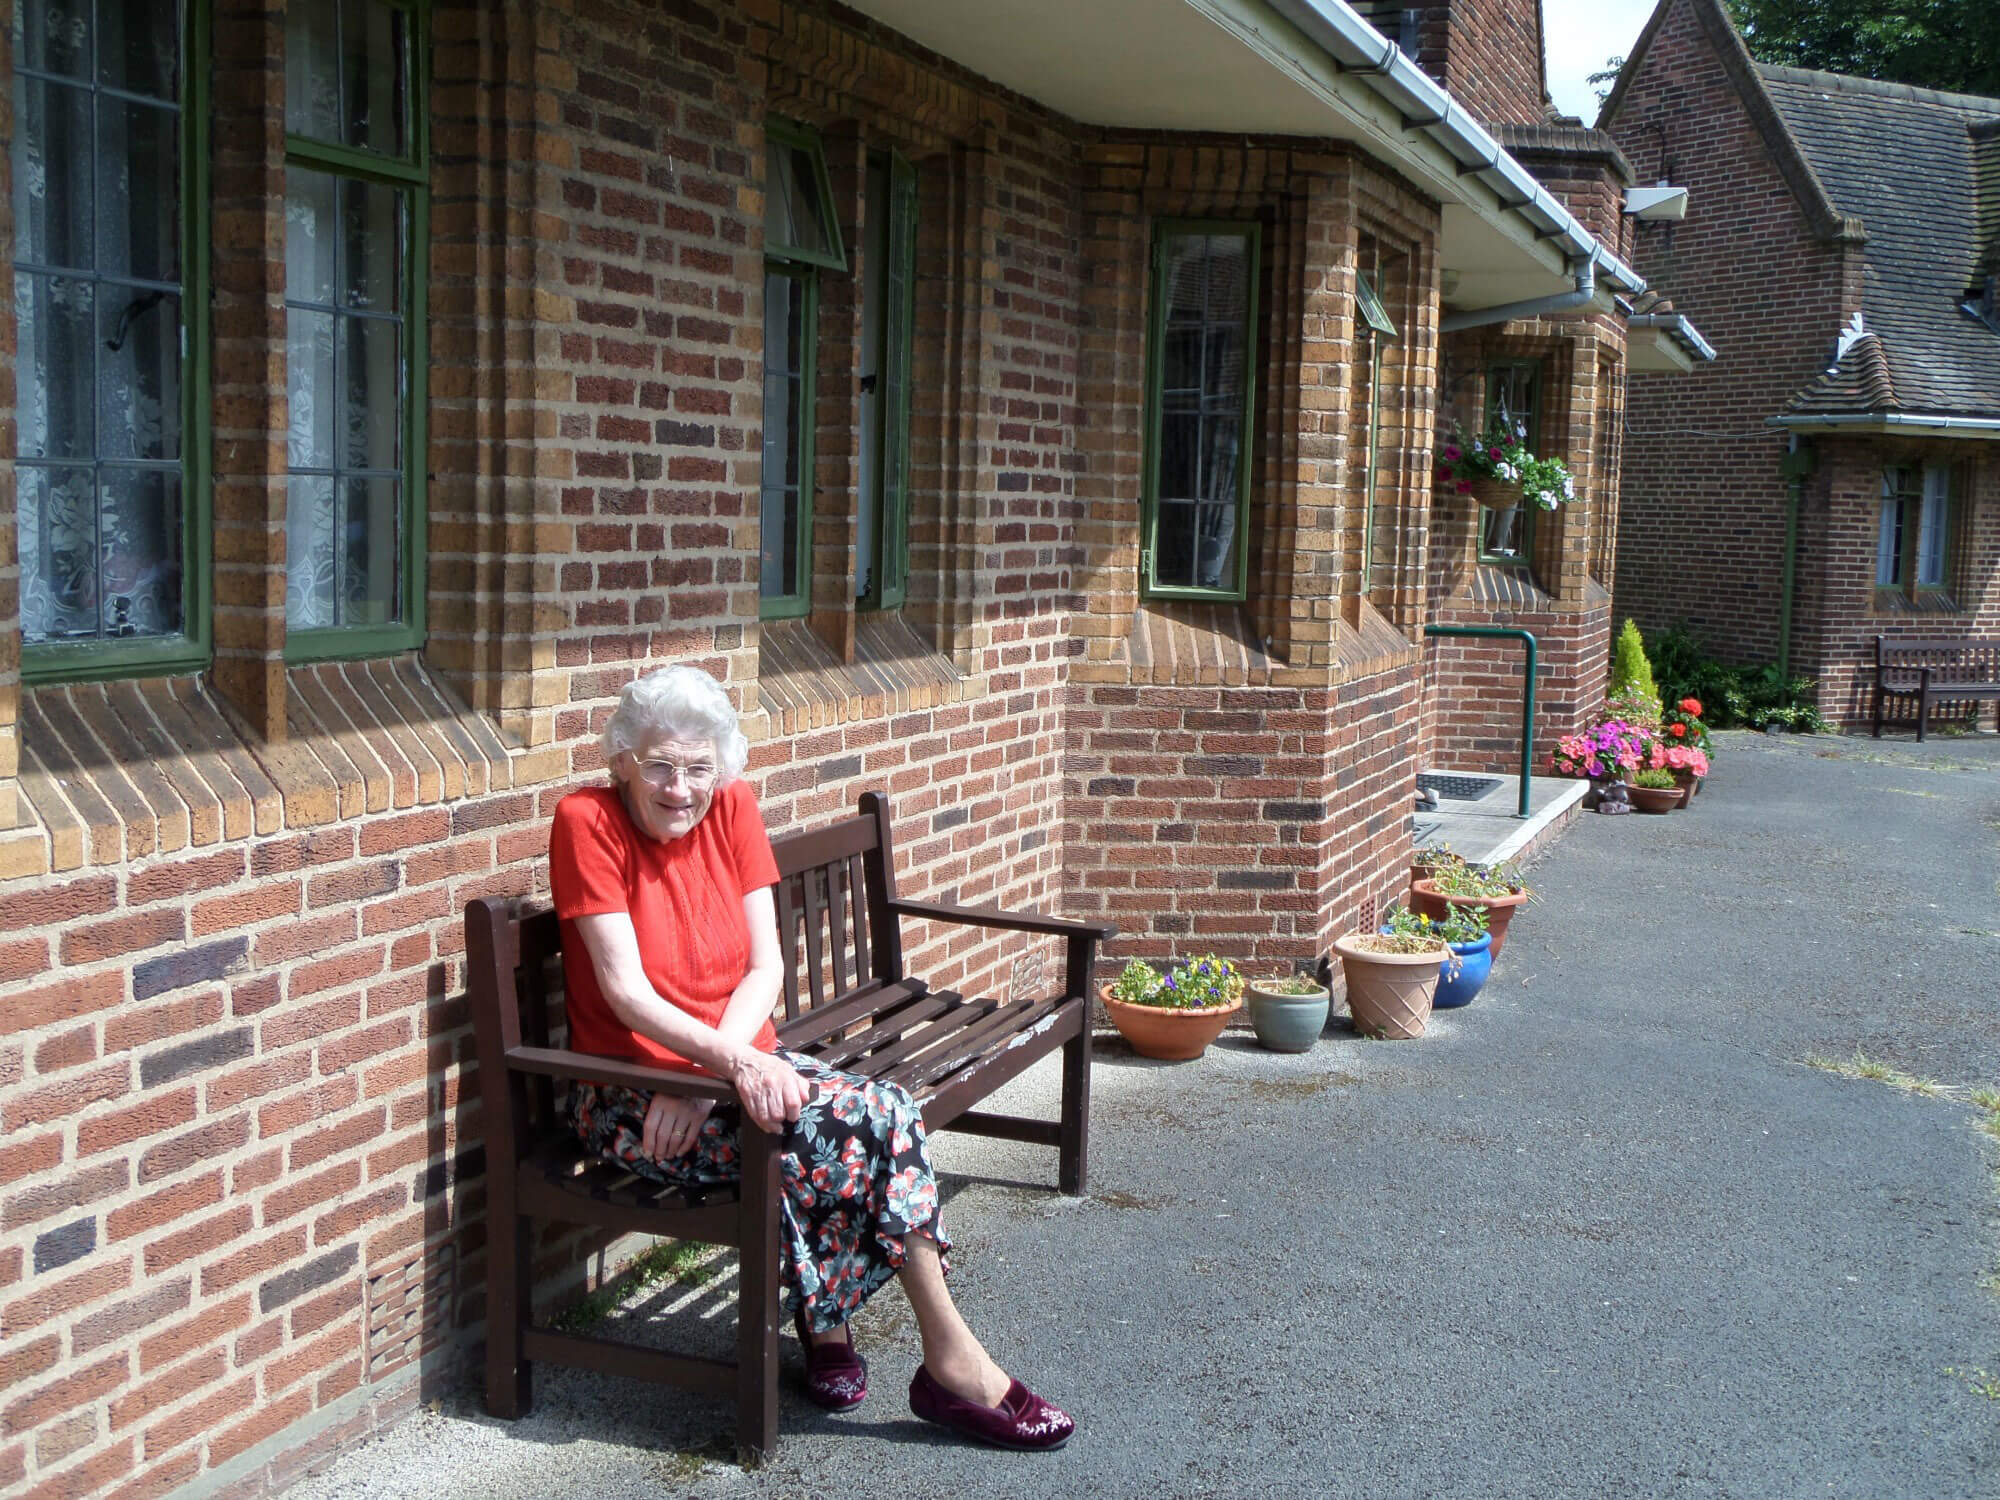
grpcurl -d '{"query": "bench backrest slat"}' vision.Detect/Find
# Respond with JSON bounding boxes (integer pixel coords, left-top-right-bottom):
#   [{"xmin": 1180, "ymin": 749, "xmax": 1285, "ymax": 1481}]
[
  {"xmin": 768, "ymin": 799, "xmax": 901, "ymax": 1026},
  {"xmin": 1878, "ymin": 635, "xmax": 2000, "ymax": 685}
]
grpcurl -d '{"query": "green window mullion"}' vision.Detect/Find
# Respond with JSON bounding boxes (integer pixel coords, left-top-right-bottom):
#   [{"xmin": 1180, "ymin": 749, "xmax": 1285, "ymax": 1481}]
[
  {"xmin": 758, "ymin": 265, "xmax": 816, "ymax": 620},
  {"xmin": 1478, "ymin": 362, "xmax": 1539, "ymax": 567},
  {"xmin": 867, "ymin": 151, "xmax": 917, "ymax": 612}
]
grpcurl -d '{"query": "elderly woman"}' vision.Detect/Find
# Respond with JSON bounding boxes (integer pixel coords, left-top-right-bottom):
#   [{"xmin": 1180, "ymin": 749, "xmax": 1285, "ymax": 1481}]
[{"xmin": 549, "ymin": 665, "xmax": 1073, "ymax": 1450}]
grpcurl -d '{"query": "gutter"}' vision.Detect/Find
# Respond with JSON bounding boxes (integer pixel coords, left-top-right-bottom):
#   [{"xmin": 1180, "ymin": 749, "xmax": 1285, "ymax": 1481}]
[
  {"xmin": 1766, "ymin": 412, "xmax": 2000, "ymax": 437},
  {"xmin": 1440, "ymin": 258, "xmax": 1595, "ymax": 332},
  {"xmin": 1265, "ymin": 0, "xmax": 1647, "ymax": 301}
]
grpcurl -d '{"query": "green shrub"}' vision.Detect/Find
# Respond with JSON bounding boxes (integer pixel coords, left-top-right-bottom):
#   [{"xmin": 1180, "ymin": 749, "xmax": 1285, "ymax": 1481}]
[
  {"xmin": 1633, "ymin": 768, "xmax": 1678, "ymax": 790},
  {"xmin": 1607, "ymin": 619, "xmax": 1662, "ymax": 725}
]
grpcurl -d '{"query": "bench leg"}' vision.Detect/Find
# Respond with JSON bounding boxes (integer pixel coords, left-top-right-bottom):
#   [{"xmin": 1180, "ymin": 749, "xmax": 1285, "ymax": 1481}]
[
  {"xmin": 736, "ymin": 1127, "xmax": 782, "ymax": 1462},
  {"xmin": 486, "ymin": 1214, "xmax": 534, "ymax": 1419},
  {"xmin": 1916, "ymin": 692, "xmax": 1928, "ymax": 742},
  {"xmin": 1872, "ymin": 686, "xmax": 1884, "ymax": 738},
  {"xmin": 1058, "ymin": 1024, "xmax": 1091, "ymax": 1197}
]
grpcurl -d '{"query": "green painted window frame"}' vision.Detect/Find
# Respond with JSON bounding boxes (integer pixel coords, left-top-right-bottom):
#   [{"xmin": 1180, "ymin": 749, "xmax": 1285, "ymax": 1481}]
[
  {"xmin": 1876, "ymin": 462, "xmax": 1957, "ymax": 599},
  {"xmin": 759, "ymin": 262, "xmax": 817, "ymax": 619},
  {"xmin": 19, "ymin": 0, "xmax": 214, "ymax": 685},
  {"xmin": 1356, "ymin": 272, "xmax": 1397, "ymax": 588},
  {"xmin": 758, "ymin": 118, "xmax": 843, "ymax": 620},
  {"xmin": 283, "ymin": 0, "xmax": 431, "ymax": 663},
  {"xmin": 1477, "ymin": 360, "xmax": 1540, "ymax": 567},
  {"xmin": 1140, "ymin": 218, "xmax": 1261, "ymax": 603},
  {"xmin": 860, "ymin": 149, "xmax": 917, "ymax": 613}
]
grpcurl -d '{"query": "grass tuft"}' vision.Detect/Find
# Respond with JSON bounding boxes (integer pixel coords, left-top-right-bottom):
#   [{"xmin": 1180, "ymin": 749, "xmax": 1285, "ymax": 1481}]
[
  {"xmin": 1803, "ymin": 1048, "xmax": 1950, "ymax": 1096},
  {"xmin": 553, "ymin": 1238, "xmax": 721, "ymax": 1334},
  {"xmin": 1945, "ymin": 1366, "xmax": 2000, "ymax": 1401}
]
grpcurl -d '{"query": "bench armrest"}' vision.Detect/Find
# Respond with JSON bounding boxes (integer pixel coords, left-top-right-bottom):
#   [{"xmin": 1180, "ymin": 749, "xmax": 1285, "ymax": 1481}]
[
  {"xmin": 503, "ymin": 1045, "xmax": 737, "ymax": 1103},
  {"xmin": 887, "ymin": 898, "xmax": 1117, "ymax": 943}
]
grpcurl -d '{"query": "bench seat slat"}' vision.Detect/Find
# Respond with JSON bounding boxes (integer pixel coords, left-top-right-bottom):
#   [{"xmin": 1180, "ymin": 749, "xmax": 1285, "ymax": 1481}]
[
  {"xmin": 773, "ymin": 977, "xmax": 926, "ymax": 1052},
  {"xmin": 891, "ymin": 993, "xmax": 1066, "ymax": 1096},
  {"xmin": 804, "ymin": 989, "xmax": 996, "ymax": 1073}
]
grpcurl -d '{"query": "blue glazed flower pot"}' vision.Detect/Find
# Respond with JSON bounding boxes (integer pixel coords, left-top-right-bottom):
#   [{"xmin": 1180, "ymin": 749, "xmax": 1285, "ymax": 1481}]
[{"xmin": 1432, "ymin": 933, "xmax": 1493, "ymax": 1009}]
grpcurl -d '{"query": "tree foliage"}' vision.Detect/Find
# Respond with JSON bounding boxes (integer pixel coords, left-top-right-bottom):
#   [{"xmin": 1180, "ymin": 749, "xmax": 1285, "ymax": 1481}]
[{"xmin": 1724, "ymin": 0, "xmax": 2000, "ymax": 97}]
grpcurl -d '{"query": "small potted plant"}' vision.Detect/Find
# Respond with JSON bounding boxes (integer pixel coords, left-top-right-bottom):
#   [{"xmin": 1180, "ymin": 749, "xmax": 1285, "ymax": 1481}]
[
  {"xmin": 1410, "ymin": 840, "xmax": 1464, "ymax": 890},
  {"xmin": 1660, "ymin": 697, "xmax": 1712, "ymax": 800},
  {"xmin": 1243, "ymin": 969, "xmax": 1330, "ymax": 1053},
  {"xmin": 1410, "ymin": 859, "xmax": 1532, "ymax": 960},
  {"xmin": 1100, "ymin": 955, "xmax": 1244, "ymax": 1061},
  {"xmin": 1426, "ymin": 903, "xmax": 1493, "ymax": 1009},
  {"xmin": 1334, "ymin": 906, "xmax": 1453, "ymax": 1040},
  {"xmin": 1627, "ymin": 767, "xmax": 1684, "ymax": 814}
]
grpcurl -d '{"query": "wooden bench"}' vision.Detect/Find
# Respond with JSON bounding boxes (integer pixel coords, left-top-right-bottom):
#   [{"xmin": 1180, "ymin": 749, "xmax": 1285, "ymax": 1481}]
[
  {"xmin": 464, "ymin": 790, "xmax": 1115, "ymax": 1459},
  {"xmin": 1872, "ymin": 636, "xmax": 2000, "ymax": 741}
]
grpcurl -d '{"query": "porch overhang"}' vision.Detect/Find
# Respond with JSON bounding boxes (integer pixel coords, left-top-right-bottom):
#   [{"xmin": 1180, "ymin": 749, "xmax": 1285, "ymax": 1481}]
[
  {"xmin": 838, "ymin": 0, "xmax": 1643, "ymax": 314},
  {"xmin": 1626, "ymin": 311, "xmax": 1718, "ymax": 373}
]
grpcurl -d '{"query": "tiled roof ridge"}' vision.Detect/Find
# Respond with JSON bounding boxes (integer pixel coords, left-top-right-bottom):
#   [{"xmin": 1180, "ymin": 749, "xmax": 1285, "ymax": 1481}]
[
  {"xmin": 1783, "ymin": 331, "xmax": 1902, "ymax": 415},
  {"xmin": 1755, "ymin": 62, "xmax": 2000, "ymax": 118},
  {"xmin": 1490, "ymin": 121, "xmax": 1638, "ymax": 182}
]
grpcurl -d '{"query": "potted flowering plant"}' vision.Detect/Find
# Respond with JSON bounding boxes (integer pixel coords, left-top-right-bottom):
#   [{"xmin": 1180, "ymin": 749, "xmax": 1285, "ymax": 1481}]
[
  {"xmin": 1435, "ymin": 422, "xmax": 1576, "ymax": 513},
  {"xmin": 1628, "ymin": 768, "xmax": 1684, "ymax": 813},
  {"xmin": 1550, "ymin": 718, "xmax": 1653, "ymax": 812},
  {"xmin": 1660, "ymin": 696, "xmax": 1712, "ymax": 801},
  {"xmin": 1409, "ymin": 860, "xmax": 1532, "ymax": 961},
  {"xmin": 1336, "ymin": 906, "xmax": 1455, "ymax": 1039},
  {"xmin": 1647, "ymin": 736, "xmax": 1710, "ymax": 807},
  {"xmin": 1101, "ymin": 955, "xmax": 1244, "ymax": 1060}
]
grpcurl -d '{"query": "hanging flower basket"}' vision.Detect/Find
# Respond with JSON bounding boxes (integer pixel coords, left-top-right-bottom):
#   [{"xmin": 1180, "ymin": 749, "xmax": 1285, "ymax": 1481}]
[{"xmin": 1465, "ymin": 476, "xmax": 1520, "ymax": 512}]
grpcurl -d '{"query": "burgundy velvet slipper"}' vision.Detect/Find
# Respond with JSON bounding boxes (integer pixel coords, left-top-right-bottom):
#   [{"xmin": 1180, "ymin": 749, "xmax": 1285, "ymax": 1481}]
[
  {"xmin": 795, "ymin": 1315, "xmax": 867, "ymax": 1411},
  {"xmin": 908, "ymin": 1365, "xmax": 1074, "ymax": 1451}
]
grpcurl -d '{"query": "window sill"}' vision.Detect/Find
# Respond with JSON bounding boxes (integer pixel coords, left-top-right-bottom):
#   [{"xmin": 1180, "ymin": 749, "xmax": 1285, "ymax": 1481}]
[
  {"xmin": 756, "ymin": 614, "xmax": 965, "ymax": 737},
  {"xmin": 6, "ymin": 659, "xmax": 547, "ymax": 881},
  {"xmin": 1870, "ymin": 589, "xmax": 1962, "ymax": 617}
]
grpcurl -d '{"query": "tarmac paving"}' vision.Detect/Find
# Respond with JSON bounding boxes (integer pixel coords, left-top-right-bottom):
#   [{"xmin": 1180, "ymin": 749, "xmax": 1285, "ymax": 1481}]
[{"xmin": 290, "ymin": 727, "xmax": 2000, "ymax": 1500}]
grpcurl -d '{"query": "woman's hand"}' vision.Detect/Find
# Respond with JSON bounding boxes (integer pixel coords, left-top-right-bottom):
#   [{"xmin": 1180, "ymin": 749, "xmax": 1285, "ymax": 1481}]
[
  {"xmin": 725, "ymin": 1047, "xmax": 811, "ymax": 1134},
  {"xmin": 642, "ymin": 1092, "xmax": 716, "ymax": 1161}
]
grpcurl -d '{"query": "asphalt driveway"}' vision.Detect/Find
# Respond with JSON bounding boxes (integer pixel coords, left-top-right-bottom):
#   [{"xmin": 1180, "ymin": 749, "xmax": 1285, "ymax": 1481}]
[{"xmin": 292, "ymin": 728, "xmax": 2000, "ymax": 1500}]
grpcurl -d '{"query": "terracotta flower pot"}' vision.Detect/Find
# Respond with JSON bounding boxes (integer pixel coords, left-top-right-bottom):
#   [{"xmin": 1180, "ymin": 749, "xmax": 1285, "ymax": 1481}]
[
  {"xmin": 1670, "ymin": 768, "xmax": 1704, "ymax": 804},
  {"xmin": 1627, "ymin": 783, "xmax": 1683, "ymax": 814},
  {"xmin": 1409, "ymin": 877, "xmax": 1530, "ymax": 961},
  {"xmin": 1333, "ymin": 936, "xmax": 1445, "ymax": 1040},
  {"xmin": 1099, "ymin": 986, "xmax": 1240, "ymax": 1061}
]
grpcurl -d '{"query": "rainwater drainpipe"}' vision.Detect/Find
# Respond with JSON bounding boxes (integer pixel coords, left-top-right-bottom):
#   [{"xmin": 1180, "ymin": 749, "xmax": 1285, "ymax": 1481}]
[
  {"xmin": 1777, "ymin": 436, "xmax": 1814, "ymax": 680},
  {"xmin": 1423, "ymin": 625, "xmax": 1538, "ymax": 819},
  {"xmin": 1438, "ymin": 258, "xmax": 1598, "ymax": 334}
]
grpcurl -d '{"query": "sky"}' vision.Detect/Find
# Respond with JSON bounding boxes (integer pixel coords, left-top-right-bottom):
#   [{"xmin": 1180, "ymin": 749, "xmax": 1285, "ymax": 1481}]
[{"xmin": 1541, "ymin": 0, "xmax": 1664, "ymax": 122}]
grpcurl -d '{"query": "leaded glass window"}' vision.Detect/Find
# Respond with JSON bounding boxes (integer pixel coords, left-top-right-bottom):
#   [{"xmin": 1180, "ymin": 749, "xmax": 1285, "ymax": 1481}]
[
  {"xmin": 1879, "ymin": 464, "xmax": 1955, "ymax": 596},
  {"xmin": 283, "ymin": 0, "xmax": 424, "ymax": 654},
  {"xmin": 14, "ymin": 0, "xmax": 192, "ymax": 660},
  {"xmin": 1143, "ymin": 223, "xmax": 1259, "ymax": 598},
  {"xmin": 857, "ymin": 149, "xmax": 916, "ymax": 610}
]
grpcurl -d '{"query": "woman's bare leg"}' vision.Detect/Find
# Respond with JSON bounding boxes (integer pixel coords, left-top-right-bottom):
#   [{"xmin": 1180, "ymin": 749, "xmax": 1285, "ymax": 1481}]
[{"xmin": 897, "ymin": 1233, "xmax": 1010, "ymax": 1405}]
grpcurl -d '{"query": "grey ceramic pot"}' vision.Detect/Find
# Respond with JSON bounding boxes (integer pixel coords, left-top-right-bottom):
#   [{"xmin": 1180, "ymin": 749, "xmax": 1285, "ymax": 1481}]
[{"xmin": 1244, "ymin": 982, "xmax": 1331, "ymax": 1053}]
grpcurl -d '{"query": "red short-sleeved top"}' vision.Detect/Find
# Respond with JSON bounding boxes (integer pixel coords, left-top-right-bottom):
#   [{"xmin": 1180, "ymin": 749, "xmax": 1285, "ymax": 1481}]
[{"xmin": 548, "ymin": 780, "xmax": 781, "ymax": 1069}]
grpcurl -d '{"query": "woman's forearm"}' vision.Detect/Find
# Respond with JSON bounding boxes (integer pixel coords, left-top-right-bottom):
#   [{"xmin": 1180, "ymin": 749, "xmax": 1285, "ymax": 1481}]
[
  {"xmin": 600, "ymin": 985, "xmax": 744, "ymax": 1075},
  {"xmin": 715, "ymin": 961, "xmax": 784, "ymax": 1047}
]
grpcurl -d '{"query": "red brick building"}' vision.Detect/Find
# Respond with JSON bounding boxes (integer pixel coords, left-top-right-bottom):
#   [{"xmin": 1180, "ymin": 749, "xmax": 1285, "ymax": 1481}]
[
  {"xmin": 1603, "ymin": 0, "xmax": 2000, "ymax": 727},
  {"xmin": 0, "ymin": 1, "xmax": 1702, "ymax": 1493}
]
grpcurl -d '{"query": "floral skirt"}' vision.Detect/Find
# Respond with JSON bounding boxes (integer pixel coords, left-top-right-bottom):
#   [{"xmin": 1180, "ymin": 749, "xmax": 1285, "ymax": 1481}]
[{"xmin": 568, "ymin": 1049, "xmax": 948, "ymax": 1334}]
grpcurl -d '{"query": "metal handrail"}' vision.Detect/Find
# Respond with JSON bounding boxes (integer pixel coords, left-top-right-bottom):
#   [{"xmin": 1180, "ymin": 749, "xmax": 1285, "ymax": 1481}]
[{"xmin": 1422, "ymin": 625, "xmax": 1538, "ymax": 819}]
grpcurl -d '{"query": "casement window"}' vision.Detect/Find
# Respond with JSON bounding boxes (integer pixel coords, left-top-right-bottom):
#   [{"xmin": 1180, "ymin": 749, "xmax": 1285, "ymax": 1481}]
[
  {"xmin": 16, "ymin": 0, "xmax": 210, "ymax": 681},
  {"xmin": 856, "ymin": 148, "xmax": 916, "ymax": 611},
  {"xmin": 1354, "ymin": 269, "xmax": 1399, "ymax": 589},
  {"xmin": 1142, "ymin": 221, "xmax": 1259, "ymax": 599},
  {"xmin": 1478, "ymin": 361, "xmax": 1540, "ymax": 565},
  {"xmin": 283, "ymin": 0, "xmax": 428, "ymax": 659},
  {"xmin": 759, "ymin": 118, "xmax": 844, "ymax": 619},
  {"xmin": 1876, "ymin": 463, "xmax": 1954, "ymax": 597}
]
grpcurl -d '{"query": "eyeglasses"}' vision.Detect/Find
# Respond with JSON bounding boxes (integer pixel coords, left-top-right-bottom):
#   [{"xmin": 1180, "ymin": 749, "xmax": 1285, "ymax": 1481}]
[{"xmin": 634, "ymin": 760, "xmax": 717, "ymax": 789}]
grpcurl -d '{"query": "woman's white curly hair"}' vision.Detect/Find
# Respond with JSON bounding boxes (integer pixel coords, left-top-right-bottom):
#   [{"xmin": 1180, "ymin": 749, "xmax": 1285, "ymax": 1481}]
[{"xmin": 601, "ymin": 666, "xmax": 749, "ymax": 784}]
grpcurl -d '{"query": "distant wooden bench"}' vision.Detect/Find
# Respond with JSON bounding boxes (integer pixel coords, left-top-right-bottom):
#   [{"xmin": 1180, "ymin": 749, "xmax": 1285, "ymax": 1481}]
[
  {"xmin": 1872, "ymin": 636, "xmax": 2000, "ymax": 741},
  {"xmin": 464, "ymin": 790, "xmax": 1115, "ymax": 1459}
]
